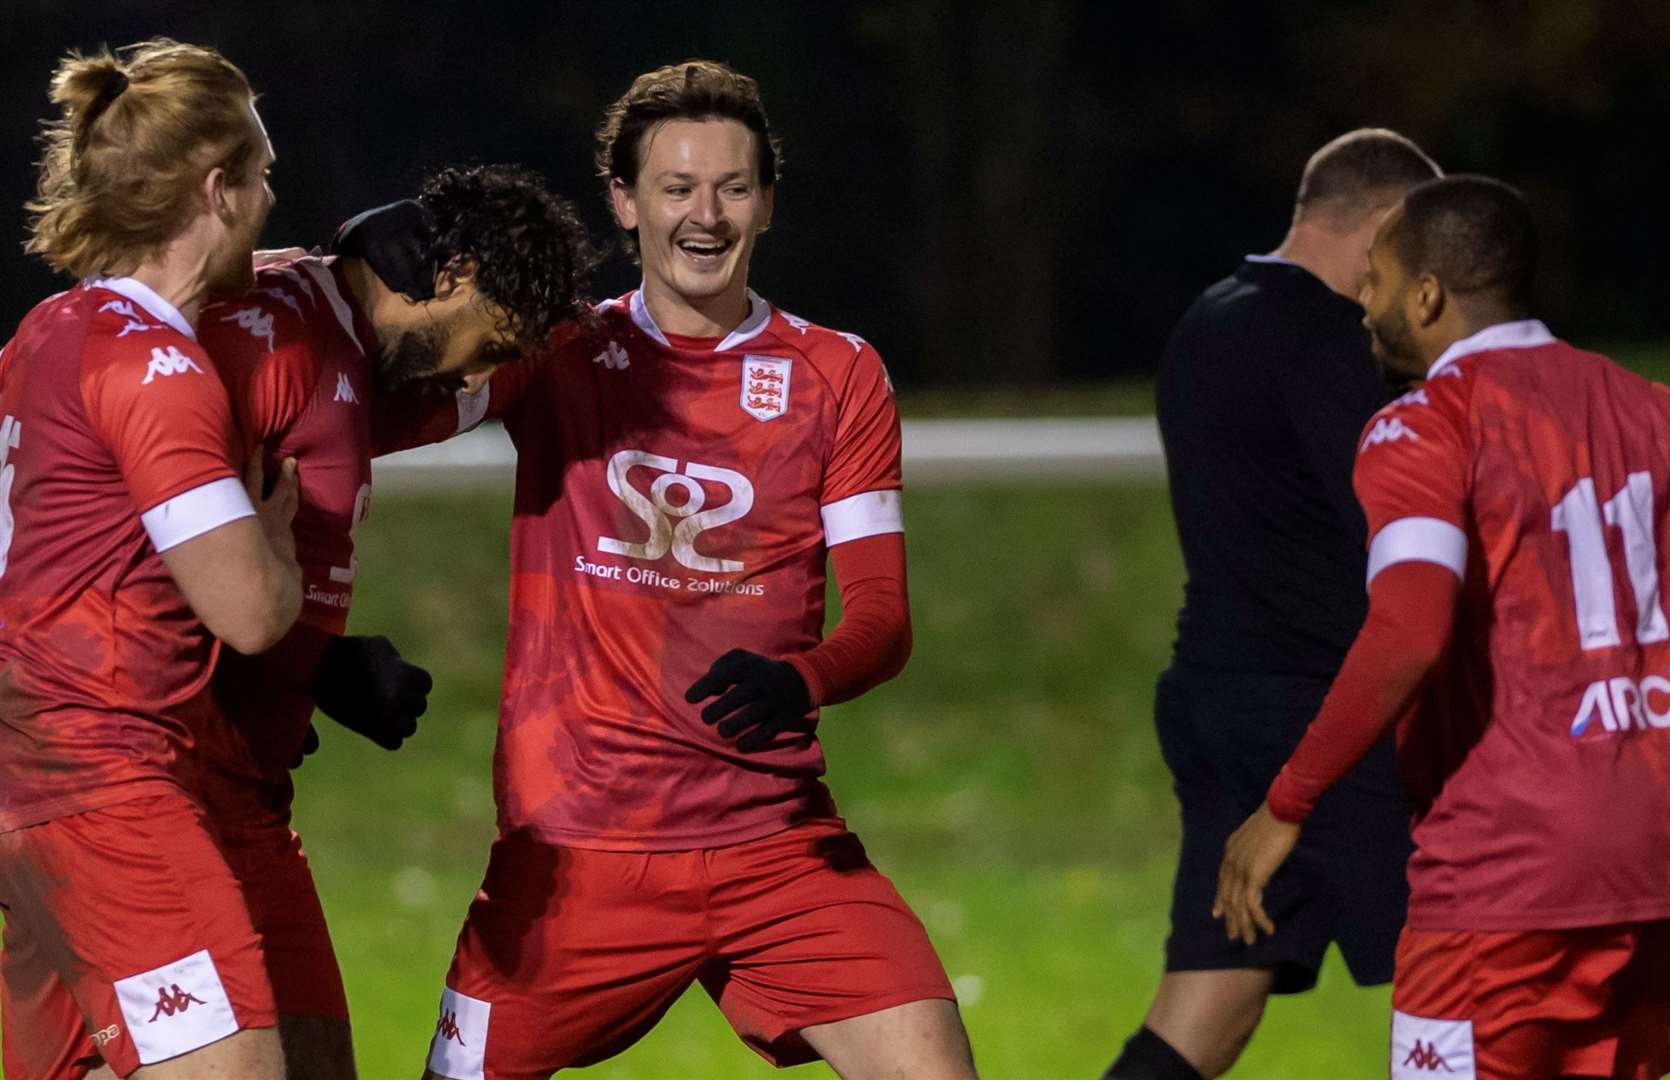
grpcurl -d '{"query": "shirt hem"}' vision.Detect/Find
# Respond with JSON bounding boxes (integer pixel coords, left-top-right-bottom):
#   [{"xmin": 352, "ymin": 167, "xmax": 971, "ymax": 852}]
[
  {"xmin": 1406, "ymin": 898, "xmax": 1670, "ymax": 932},
  {"xmin": 0, "ymin": 777, "xmax": 189, "ymax": 833},
  {"xmin": 501, "ymin": 811, "xmax": 846, "ymax": 853}
]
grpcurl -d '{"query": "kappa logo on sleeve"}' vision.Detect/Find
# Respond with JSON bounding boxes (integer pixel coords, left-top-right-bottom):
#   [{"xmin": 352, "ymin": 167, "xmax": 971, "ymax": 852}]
[
  {"xmin": 112, "ymin": 949, "xmax": 238, "ymax": 1065},
  {"xmin": 140, "ymin": 345, "xmax": 205, "ymax": 385},
  {"xmin": 1360, "ymin": 416, "xmax": 1420, "ymax": 452}
]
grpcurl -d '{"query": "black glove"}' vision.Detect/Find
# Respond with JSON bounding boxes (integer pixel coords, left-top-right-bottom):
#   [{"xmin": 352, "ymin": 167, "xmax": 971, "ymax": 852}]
[
  {"xmin": 309, "ymin": 634, "xmax": 432, "ymax": 751},
  {"xmin": 684, "ymin": 648, "xmax": 812, "ymax": 753},
  {"xmin": 330, "ymin": 199, "xmax": 436, "ymax": 301},
  {"xmin": 288, "ymin": 724, "xmax": 321, "ymax": 769}
]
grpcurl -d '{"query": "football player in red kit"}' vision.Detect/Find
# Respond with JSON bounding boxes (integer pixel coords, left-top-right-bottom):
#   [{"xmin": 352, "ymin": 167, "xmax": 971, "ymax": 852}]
[
  {"xmin": 194, "ymin": 165, "xmax": 595, "ymax": 1079},
  {"xmin": 0, "ymin": 40, "xmax": 301, "ymax": 1080},
  {"xmin": 409, "ymin": 61, "xmax": 977, "ymax": 1080},
  {"xmin": 1216, "ymin": 176, "xmax": 1670, "ymax": 1079}
]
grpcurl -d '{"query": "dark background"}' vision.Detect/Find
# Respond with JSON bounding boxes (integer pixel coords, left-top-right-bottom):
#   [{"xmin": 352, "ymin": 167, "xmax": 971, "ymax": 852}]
[{"xmin": 4, "ymin": 0, "xmax": 1668, "ymax": 387}]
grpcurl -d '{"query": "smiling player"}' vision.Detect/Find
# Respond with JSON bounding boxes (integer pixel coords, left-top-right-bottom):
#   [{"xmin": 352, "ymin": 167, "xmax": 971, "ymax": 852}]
[{"xmin": 408, "ymin": 61, "xmax": 978, "ymax": 1080}]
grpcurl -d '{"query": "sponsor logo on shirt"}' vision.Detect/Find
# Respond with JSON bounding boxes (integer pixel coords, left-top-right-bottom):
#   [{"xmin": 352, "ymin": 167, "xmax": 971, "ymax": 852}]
[
  {"xmin": 141, "ymin": 345, "xmax": 204, "ymax": 385},
  {"xmin": 1570, "ymin": 672, "xmax": 1670, "ymax": 736},
  {"xmin": 577, "ymin": 449, "xmax": 767, "ymax": 597},
  {"xmin": 220, "ymin": 306, "xmax": 276, "ymax": 352},
  {"xmin": 334, "ymin": 372, "xmax": 359, "ymax": 404},
  {"xmin": 741, "ymin": 356, "xmax": 791, "ymax": 421},
  {"xmin": 306, "ymin": 582, "xmax": 352, "ymax": 609},
  {"xmin": 593, "ymin": 341, "xmax": 630, "ymax": 370},
  {"xmin": 91, "ymin": 1024, "xmax": 121, "ymax": 1047},
  {"xmin": 1360, "ymin": 416, "xmax": 1419, "ymax": 452}
]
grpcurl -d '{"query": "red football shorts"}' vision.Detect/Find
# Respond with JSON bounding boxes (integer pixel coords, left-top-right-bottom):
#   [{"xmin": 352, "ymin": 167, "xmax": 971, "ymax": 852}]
[
  {"xmin": 424, "ymin": 819, "xmax": 956, "ymax": 1079},
  {"xmin": 205, "ymin": 767, "xmax": 350, "ymax": 1022},
  {"xmin": 0, "ymin": 792, "xmax": 277, "ymax": 1079},
  {"xmin": 1391, "ymin": 922, "xmax": 1670, "ymax": 1079}
]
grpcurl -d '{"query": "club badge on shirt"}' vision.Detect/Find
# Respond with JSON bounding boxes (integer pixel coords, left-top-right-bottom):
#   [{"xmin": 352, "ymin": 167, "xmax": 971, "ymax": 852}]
[{"xmin": 740, "ymin": 356, "xmax": 792, "ymax": 422}]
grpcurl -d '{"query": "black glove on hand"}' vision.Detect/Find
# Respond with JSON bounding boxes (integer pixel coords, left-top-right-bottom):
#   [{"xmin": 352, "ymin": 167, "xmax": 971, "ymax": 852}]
[
  {"xmin": 288, "ymin": 724, "xmax": 321, "ymax": 770},
  {"xmin": 309, "ymin": 634, "xmax": 432, "ymax": 751},
  {"xmin": 684, "ymin": 648, "xmax": 812, "ymax": 753}
]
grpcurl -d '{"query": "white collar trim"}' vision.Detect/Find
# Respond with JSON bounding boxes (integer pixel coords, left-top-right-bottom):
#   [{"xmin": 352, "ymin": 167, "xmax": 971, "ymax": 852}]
[
  {"xmin": 1427, "ymin": 319, "xmax": 1556, "ymax": 379},
  {"xmin": 86, "ymin": 276, "xmax": 196, "ymax": 341},
  {"xmin": 1244, "ymin": 253, "xmax": 1299, "ymax": 267},
  {"xmin": 628, "ymin": 287, "xmax": 773, "ymax": 352}
]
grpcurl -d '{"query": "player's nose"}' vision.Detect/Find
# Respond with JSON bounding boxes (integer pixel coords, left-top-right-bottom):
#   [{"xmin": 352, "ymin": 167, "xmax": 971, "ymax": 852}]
[{"xmin": 692, "ymin": 186, "xmax": 724, "ymax": 228}]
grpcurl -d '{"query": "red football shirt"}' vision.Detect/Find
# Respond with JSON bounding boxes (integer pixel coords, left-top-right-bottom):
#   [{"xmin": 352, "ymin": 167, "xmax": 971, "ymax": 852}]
[
  {"xmin": 199, "ymin": 258, "xmax": 377, "ymax": 780},
  {"xmin": 1354, "ymin": 319, "xmax": 1670, "ymax": 930},
  {"xmin": 0, "ymin": 279, "xmax": 253, "ymax": 830},
  {"xmin": 384, "ymin": 289, "xmax": 905, "ymax": 850}
]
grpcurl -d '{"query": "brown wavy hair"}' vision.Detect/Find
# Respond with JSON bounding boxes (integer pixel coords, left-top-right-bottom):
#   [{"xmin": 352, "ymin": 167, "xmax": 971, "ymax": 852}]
[{"xmin": 26, "ymin": 39, "xmax": 260, "ymax": 278}]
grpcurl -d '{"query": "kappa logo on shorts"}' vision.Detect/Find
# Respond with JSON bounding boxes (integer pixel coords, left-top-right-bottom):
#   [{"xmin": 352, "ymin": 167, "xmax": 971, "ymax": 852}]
[
  {"xmin": 427, "ymin": 988, "xmax": 490, "ymax": 1080},
  {"xmin": 1403, "ymin": 1040, "xmax": 1454, "ymax": 1071},
  {"xmin": 113, "ymin": 949, "xmax": 238, "ymax": 1066},
  {"xmin": 1392, "ymin": 1010, "xmax": 1474, "ymax": 1079},
  {"xmin": 148, "ymin": 983, "xmax": 207, "ymax": 1021},
  {"xmin": 436, "ymin": 1008, "xmax": 467, "ymax": 1045}
]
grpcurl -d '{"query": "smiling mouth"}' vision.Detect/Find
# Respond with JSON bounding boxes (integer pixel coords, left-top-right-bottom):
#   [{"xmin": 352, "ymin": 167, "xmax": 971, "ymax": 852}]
[{"xmin": 676, "ymin": 237, "xmax": 734, "ymax": 262}]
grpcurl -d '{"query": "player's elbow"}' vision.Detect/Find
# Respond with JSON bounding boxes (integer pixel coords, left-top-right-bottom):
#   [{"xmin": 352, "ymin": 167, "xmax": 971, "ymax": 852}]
[{"xmin": 874, "ymin": 615, "xmax": 913, "ymax": 686}]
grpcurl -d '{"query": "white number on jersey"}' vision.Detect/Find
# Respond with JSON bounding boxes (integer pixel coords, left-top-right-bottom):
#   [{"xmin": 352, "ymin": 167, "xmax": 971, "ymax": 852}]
[
  {"xmin": 328, "ymin": 483, "xmax": 374, "ymax": 584},
  {"xmin": 0, "ymin": 415, "xmax": 20, "ymax": 580},
  {"xmin": 1552, "ymin": 472, "xmax": 1668, "ymax": 650}
]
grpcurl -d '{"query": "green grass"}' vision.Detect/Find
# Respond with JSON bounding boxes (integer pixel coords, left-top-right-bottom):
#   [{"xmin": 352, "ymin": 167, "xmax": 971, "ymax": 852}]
[{"xmin": 280, "ymin": 482, "xmax": 1391, "ymax": 1078}]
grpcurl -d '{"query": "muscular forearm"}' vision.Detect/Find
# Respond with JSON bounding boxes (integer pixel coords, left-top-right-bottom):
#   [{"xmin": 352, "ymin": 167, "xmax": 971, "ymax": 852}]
[{"xmin": 1265, "ymin": 560, "xmax": 1459, "ymax": 823}]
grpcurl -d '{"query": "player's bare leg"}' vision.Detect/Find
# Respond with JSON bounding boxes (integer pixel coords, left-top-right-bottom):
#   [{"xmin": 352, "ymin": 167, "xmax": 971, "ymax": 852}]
[
  {"xmin": 279, "ymin": 1014, "xmax": 355, "ymax": 1079},
  {"xmin": 129, "ymin": 1027, "xmax": 285, "ymax": 1079},
  {"xmin": 800, "ymin": 998, "xmax": 977, "ymax": 1080},
  {"xmin": 1116, "ymin": 969, "xmax": 1273, "ymax": 1079}
]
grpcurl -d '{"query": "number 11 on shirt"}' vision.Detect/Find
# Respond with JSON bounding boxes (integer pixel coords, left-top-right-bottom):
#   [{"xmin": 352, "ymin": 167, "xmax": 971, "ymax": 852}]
[{"xmin": 1552, "ymin": 472, "xmax": 1669, "ymax": 651}]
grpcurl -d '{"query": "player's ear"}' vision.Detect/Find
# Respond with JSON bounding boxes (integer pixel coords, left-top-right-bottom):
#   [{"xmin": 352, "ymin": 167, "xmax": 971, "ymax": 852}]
[
  {"xmin": 432, "ymin": 258, "xmax": 475, "ymax": 303},
  {"xmin": 204, "ymin": 165, "xmax": 232, "ymax": 221},
  {"xmin": 609, "ymin": 178, "xmax": 638, "ymax": 231},
  {"xmin": 1414, "ymin": 273, "xmax": 1445, "ymax": 328}
]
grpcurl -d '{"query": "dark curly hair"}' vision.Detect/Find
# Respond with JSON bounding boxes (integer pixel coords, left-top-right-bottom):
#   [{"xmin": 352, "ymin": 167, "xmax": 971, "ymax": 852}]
[{"xmin": 418, "ymin": 163, "xmax": 600, "ymax": 345}]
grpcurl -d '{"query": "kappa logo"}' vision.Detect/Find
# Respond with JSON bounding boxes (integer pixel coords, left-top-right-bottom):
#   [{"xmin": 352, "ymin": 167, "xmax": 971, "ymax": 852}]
[
  {"xmin": 98, "ymin": 299, "xmax": 164, "ymax": 338},
  {"xmin": 253, "ymin": 285, "xmax": 305, "ymax": 318},
  {"xmin": 1391, "ymin": 387, "xmax": 1430, "ymax": 409},
  {"xmin": 741, "ymin": 356, "xmax": 791, "ymax": 421},
  {"xmin": 435, "ymin": 1009, "xmax": 467, "ymax": 1046},
  {"xmin": 221, "ymin": 306, "xmax": 275, "ymax": 352},
  {"xmin": 91, "ymin": 1023, "xmax": 120, "ymax": 1047},
  {"xmin": 1402, "ymin": 1039, "xmax": 1454, "ymax": 1071},
  {"xmin": 1360, "ymin": 416, "xmax": 1419, "ymax": 452},
  {"xmin": 593, "ymin": 340, "xmax": 630, "ymax": 370},
  {"xmin": 334, "ymin": 372, "xmax": 359, "ymax": 404},
  {"xmin": 148, "ymin": 984, "xmax": 207, "ymax": 1022},
  {"xmin": 141, "ymin": 345, "xmax": 204, "ymax": 385}
]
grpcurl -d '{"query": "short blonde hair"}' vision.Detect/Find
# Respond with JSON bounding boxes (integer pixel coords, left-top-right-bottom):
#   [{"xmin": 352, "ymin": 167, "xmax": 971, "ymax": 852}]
[{"xmin": 26, "ymin": 38, "xmax": 259, "ymax": 278}]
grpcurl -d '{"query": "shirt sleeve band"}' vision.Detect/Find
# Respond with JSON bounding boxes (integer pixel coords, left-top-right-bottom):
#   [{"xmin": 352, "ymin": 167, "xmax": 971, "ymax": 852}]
[
  {"xmin": 821, "ymin": 489, "xmax": 904, "ymax": 548},
  {"xmin": 1366, "ymin": 516, "xmax": 1467, "ymax": 588},
  {"xmin": 141, "ymin": 476, "xmax": 256, "ymax": 553}
]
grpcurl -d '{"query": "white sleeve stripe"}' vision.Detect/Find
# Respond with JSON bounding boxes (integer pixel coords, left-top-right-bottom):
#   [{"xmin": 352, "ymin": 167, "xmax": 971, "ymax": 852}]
[
  {"xmin": 1366, "ymin": 516, "xmax": 1467, "ymax": 589},
  {"xmin": 141, "ymin": 476, "xmax": 256, "ymax": 553},
  {"xmin": 456, "ymin": 386, "xmax": 490, "ymax": 434},
  {"xmin": 822, "ymin": 489, "xmax": 904, "ymax": 547}
]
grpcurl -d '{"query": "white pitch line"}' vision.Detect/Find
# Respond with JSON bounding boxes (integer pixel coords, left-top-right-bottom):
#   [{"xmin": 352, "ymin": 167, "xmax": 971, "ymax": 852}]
[{"xmin": 371, "ymin": 417, "xmax": 1166, "ymax": 489}]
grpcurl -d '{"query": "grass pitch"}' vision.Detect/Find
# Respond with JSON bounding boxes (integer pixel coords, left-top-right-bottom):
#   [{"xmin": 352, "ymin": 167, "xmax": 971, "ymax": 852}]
[{"xmin": 290, "ymin": 481, "xmax": 1392, "ymax": 1079}]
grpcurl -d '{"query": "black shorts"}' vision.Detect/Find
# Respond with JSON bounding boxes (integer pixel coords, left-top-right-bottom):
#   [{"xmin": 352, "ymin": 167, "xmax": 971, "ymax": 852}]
[{"xmin": 1153, "ymin": 663, "xmax": 1411, "ymax": 993}]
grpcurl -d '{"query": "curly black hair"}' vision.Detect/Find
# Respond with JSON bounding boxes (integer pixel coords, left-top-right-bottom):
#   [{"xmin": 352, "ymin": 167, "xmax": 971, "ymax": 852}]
[{"xmin": 417, "ymin": 163, "xmax": 601, "ymax": 346}]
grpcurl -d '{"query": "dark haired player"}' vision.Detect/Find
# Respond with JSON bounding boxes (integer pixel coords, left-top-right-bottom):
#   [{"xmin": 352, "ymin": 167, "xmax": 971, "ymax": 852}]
[
  {"xmin": 1218, "ymin": 176, "xmax": 1670, "ymax": 1079},
  {"xmin": 408, "ymin": 61, "xmax": 977, "ymax": 1079},
  {"xmin": 30, "ymin": 163, "xmax": 598, "ymax": 1080},
  {"xmin": 1105, "ymin": 130, "xmax": 1440, "ymax": 1080}
]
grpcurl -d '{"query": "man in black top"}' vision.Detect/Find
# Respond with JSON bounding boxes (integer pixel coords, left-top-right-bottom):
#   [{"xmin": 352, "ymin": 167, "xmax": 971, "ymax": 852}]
[{"xmin": 1103, "ymin": 130, "xmax": 1441, "ymax": 1080}]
